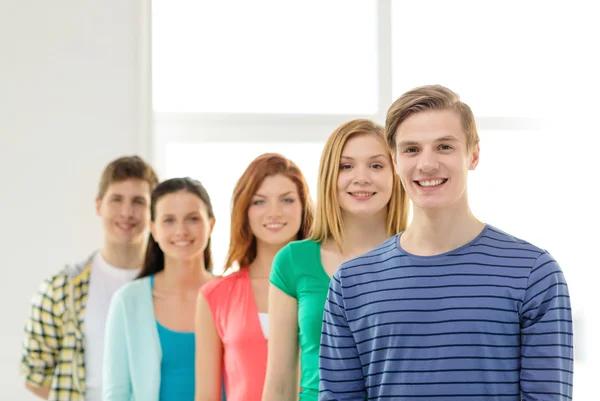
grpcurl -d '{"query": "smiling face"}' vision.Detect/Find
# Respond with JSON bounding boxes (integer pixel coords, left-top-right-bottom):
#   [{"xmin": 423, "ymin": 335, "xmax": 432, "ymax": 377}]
[
  {"xmin": 247, "ymin": 174, "xmax": 303, "ymax": 248},
  {"xmin": 393, "ymin": 108, "xmax": 480, "ymax": 212},
  {"xmin": 150, "ymin": 190, "xmax": 215, "ymax": 262},
  {"xmin": 96, "ymin": 178, "xmax": 151, "ymax": 247},
  {"xmin": 336, "ymin": 133, "xmax": 395, "ymax": 218}
]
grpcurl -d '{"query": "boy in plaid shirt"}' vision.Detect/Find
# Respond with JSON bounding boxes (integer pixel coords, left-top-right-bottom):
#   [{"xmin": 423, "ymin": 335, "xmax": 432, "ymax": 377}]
[{"xmin": 21, "ymin": 155, "xmax": 158, "ymax": 400}]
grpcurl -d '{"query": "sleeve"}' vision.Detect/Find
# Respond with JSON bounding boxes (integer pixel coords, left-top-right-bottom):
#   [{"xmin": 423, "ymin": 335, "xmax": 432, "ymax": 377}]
[
  {"xmin": 319, "ymin": 270, "xmax": 366, "ymax": 400},
  {"xmin": 20, "ymin": 276, "xmax": 63, "ymax": 388},
  {"xmin": 103, "ymin": 293, "xmax": 132, "ymax": 401},
  {"xmin": 269, "ymin": 243, "xmax": 297, "ymax": 298},
  {"xmin": 519, "ymin": 252, "xmax": 573, "ymax": 401}
]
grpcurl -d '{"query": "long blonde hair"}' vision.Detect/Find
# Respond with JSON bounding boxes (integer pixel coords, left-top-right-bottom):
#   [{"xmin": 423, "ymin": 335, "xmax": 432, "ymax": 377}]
[{"xmin": 311, "ymin": 119, "xmax": 410, "ymax": 251}]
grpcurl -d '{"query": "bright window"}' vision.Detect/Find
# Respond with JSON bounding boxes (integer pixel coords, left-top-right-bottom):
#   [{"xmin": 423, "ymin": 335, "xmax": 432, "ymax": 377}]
[
  {"xmin": 152, "ymin": 1, "xmax": 378, "ymax": 114},
  {"xmin": 390, "ymin": 0, "xmax": 598, "ymax": 118}
]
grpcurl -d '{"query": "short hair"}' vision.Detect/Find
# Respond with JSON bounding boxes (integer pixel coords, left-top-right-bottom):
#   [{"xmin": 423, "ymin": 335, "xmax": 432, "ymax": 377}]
[
  {"xmin": 386, "ymin": 85, "xmax": 479, "ymax": 151},
  {"xmin": 97, "ymin": 155, "xmax": 159, "ymax": 199},
  {"xmin": 225, "ymin": 153, "xmax": 314, "ymax": 271},
  {"xmin": 311, "ymin": 119, "xmax": 409, "ymax": 250}
]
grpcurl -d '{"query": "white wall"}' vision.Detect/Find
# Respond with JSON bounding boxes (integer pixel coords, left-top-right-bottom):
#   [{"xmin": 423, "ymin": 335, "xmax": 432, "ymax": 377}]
[{"xmin": 0, "ymin": 1, "xmax": 148, "ymax": 399}]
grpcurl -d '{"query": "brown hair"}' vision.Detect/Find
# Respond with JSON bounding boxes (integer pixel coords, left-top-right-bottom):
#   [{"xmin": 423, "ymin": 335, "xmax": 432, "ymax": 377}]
[
  {"xmin": 311, "ymin": 119, "xmax": 409, "ymax": 250},
  {"xmin": 97, "ymin": 155, "xmax": 159, "ymax": 199},
  {"xmin": 224, "ymin": 153, "xmax": 314, "ymax": 271},
  {"xmin": 386, "ymin": 85, "xmax": 479, "ymax": 152},
  {"xmin": 138, "ymin": 177, "xmax": 215, "ymax": 278}
]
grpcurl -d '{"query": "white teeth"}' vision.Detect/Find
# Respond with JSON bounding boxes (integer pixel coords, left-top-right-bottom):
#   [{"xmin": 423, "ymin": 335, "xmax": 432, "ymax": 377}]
[
  {"xmin": 173, "ymin": 241, "xmax": 191, "ymax": 247},
  {"xmin": 265, "ymin": 223, "xmax": 284, "ymax": 229},
  {"xmin": 418, "ymin": 179, "xmax": 445, "ymax": 187},
  {"xmin": 350, "ymin": 192, "xmax": 373, "ymax": 197}
]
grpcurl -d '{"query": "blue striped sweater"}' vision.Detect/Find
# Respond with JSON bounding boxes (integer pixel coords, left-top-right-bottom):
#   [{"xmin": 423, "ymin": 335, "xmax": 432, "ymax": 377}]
[{"xmin": 319, "ymin": 225, "xmax": 573, "ymax": 400}]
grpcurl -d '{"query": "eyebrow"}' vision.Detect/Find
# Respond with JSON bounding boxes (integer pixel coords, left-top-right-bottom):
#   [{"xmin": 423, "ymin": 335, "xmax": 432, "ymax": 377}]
[
  {"xmin": 340, "ymin": 154, "xmax": 387, "ymax": 160},
  {"xmin": 254, "ymin": 191, "xmax": 295, "ymax": 198},
  {"xmin": 161, "ymin": 211, "xmax": 200, "ymax": 217},
  {"xmin": 397, "ymin": 135, "xmax": 459, "ymax": 147}
]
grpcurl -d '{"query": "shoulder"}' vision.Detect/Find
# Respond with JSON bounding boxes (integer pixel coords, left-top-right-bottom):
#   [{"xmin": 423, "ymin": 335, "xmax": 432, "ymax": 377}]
[
  {"xmin": 33, "ymin": 261, "xmax": 89, "ymax": 303},
  {"xmin": 478, "ymin": 225, "xmax": 546, "ymax": 256},
  {"xmin": 201, "ymin": 273, "xmax": 240, "ymax": 298},
  {"xmin": 278, "ymin": 238, "xmax": 319, "ymax": 262},
  {"xmin": 111, "ymin": 276, "xmax": 152, "ymax": 306},
  {"xmin": 337, "ymin": 235, "xmax": 401, "ymax": 279}
]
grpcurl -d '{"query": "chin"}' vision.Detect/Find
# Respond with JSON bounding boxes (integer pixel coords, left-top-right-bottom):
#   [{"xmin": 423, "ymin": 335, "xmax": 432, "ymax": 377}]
[{"xmin": 260, "ymin": 233, "xmax": 298, "ymax": 247}]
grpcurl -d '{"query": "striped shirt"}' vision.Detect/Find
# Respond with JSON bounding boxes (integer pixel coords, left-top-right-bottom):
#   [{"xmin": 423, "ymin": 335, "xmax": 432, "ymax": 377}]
[{"xmin": 319, "ymin": 225, "xmax": 573, "ymax": 400}]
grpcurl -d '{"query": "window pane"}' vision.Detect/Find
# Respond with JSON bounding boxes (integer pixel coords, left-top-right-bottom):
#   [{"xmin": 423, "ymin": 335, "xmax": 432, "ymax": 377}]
[
  {"xmin": 164, "ymin": 142, "xmax": 322, "ymax": 274},
  {"xmin": 391, "ymin": 0, "xmax": 599, "ymax": 117},
  {"xmin": 153, "ymin": 1, "xmax": 377, "ymax": 114}
]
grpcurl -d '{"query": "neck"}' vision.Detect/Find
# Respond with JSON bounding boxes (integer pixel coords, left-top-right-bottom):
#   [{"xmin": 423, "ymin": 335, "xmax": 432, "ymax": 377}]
[
  {"xmin": 338, "ymin": 209, "xmax": 389, "ymax": 257},
  {"xmin": 248, "ymin": 241, "xmax": 286, "ymax": 279},
  {"xmin": 160, "ymin": 256, "xmax": 212, "ymax": 290},
  {"xmin": 101, "ymin": 241, "xmax": 146, "ymax": 270},
  {"xmin": 403, "ymin": 199, "xmax": 484, "ymax": 255}
]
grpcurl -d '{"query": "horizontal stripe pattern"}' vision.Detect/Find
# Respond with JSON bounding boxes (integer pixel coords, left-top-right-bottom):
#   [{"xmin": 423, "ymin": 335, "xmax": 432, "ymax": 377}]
[{"xmin": 319, "ymin": 226, "xmax": 573, "ymax": 400}]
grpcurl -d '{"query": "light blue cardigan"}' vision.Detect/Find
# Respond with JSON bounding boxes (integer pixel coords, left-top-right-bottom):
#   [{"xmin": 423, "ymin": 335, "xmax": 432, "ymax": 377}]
[{"xmin": 103, "ymin": 276, "xmax": 161, "ymax": 401}]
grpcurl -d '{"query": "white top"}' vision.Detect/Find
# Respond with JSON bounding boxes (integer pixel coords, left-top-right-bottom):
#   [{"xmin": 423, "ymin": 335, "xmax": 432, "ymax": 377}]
[
  {"xmin": 258, "ymin": 312, "xmax": 269, "ymax": 339},
  {"xmin": 84, "ymin": 252, "xmax": 140, "ymax": 401}
]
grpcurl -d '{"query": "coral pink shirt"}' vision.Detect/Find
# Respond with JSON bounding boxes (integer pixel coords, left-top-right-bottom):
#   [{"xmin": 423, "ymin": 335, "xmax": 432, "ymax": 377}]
[{"xmin": 201, "ymin": 268, "xmax": 268, "ymax": 401}]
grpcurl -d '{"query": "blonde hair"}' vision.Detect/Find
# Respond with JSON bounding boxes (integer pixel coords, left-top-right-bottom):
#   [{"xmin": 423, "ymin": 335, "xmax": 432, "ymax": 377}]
[
  {"xmin": 386, "ymin": 84, "xmax": 479, "ymax": 152},
  {"xmin": 311, "ymin": 119, "xmax": 410, "ymax": 250}
]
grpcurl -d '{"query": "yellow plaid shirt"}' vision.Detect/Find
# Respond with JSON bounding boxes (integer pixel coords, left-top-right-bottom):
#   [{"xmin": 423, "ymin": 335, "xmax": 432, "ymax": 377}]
[{"xmin": 21, "ymin": 255, "xmax": 92, "ymax": 401}]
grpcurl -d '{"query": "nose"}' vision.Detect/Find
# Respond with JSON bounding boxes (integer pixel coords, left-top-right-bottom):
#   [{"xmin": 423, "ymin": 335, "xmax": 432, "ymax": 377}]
[
  {"xmin": 120, "ymin": 201, "xmax": 134, "ymax": 218},
  {"xmin": 417, "ymin": 148, "xmax": 439, "ymax": 173},
  {"xmin": 352, "ymin": 165, "xmax": 372, "ymax": 185},
  {"xmin": 175, "ymin": 221, "xmax": 189, "ymax": 236},
  {"xmin": 267, "ymin": 201, "xmax": 283, "ymax": 218}
]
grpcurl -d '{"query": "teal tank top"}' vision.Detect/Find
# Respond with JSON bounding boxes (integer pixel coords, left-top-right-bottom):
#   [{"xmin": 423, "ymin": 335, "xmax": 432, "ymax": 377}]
[{"xmin": 151, "ymin": 274, "xmax": 195, "ymax": 401}]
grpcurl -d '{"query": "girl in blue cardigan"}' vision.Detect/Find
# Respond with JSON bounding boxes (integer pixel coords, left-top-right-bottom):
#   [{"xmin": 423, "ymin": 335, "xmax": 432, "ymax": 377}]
[{"xmin": 102, "ymin": 177, "xmax": 216, "ymax": 401}]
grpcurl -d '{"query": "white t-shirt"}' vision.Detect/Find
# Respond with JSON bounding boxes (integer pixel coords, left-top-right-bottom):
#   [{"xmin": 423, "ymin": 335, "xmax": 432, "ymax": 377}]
[
  {"xmin": 258, "ymin": 312, "xmax": 269, "ymax": 339},
  {"xmin": 84, "ymin": 252, "xmax": 140, "ymax": 401}
]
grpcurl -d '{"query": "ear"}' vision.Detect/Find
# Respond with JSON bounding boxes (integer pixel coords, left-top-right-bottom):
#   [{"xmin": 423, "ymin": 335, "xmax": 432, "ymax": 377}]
[
  {"xmin": 208, "ymin": 217, "xmax": 216, "ymax": 234},
  {"xmin": 391, "ymin": 148, "xmax": 398, "ymax": 169},
  {"xmin": 95, "ymin": 196, "xmax": 102, "ymax": 216},
  {"xmin": 469, "ymin": 144, "xmax": 480, "ymax": 170}
]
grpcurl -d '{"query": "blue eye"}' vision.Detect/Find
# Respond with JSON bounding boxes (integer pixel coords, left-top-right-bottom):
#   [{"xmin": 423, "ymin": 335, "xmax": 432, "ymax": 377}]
[
  {"xmin": 282, "ymin": 198, "xmax": 295, "ymax": 204},
  {"xmin": 252, "ymin": 200, "xmax": 265, "ymax": 205}
]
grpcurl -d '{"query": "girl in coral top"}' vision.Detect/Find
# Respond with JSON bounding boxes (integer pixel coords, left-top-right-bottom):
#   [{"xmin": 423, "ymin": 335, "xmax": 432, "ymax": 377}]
[{"xmin": 194, "ymin": 153, "xmax": 314, "ymax": 401}]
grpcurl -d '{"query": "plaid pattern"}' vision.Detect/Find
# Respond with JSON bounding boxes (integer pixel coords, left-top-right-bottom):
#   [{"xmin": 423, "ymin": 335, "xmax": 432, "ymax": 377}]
[{"xmin": 21, "ymin": 261, "xmax": 91, "ymax": 401}]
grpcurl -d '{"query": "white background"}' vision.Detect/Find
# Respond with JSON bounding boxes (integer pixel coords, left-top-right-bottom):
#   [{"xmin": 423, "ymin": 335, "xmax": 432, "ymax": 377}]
[{"xmin": 1, "ymin": 1, "xmax": 598, "ymax": 400}]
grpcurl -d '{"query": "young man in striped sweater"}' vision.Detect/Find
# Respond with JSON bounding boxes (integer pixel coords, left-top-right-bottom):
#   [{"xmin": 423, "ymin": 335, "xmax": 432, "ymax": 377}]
[{"xmin": 319, "ymin": 85, "xmax": 573, "ymax": 400}]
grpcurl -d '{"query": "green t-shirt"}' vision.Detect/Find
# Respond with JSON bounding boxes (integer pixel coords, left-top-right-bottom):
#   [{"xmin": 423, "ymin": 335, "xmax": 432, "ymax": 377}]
[{"xmin": 269, "ymin": 239, "xmax": 331, "ymax": 401}]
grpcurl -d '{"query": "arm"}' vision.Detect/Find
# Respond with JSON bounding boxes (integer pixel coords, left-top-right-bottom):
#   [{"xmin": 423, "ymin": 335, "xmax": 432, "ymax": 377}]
[
  {"xmin": 20, "ymin": 278, "xmax": 61, "ymax": 399},
  {"xmin": 261, "ymin": 284, "xmax": 299, "ymax": 401},
  {"xmin": 102, "ymin": 295, "xmax": 131, "ymax": 401},
  {"xmin": 520, "ymin": 252, "xmax": 573, "ymax": 401},
  {"xmin": 319, "ymin": 273, "xmax": 366, "ymax": 400},
  {"xmin": 195, "ymin": 292, "xmax": 223, "ymax": 401}
]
